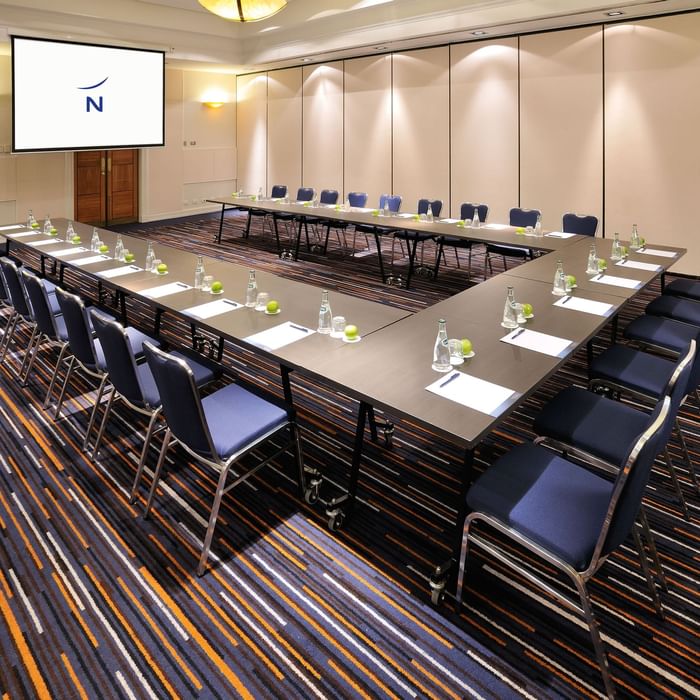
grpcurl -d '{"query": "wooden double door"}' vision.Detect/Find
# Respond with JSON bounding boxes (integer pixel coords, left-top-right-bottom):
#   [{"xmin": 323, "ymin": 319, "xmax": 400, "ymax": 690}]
[{"xmin": 74, "ymin": 149, "xmax": 139, "ymax": 226}]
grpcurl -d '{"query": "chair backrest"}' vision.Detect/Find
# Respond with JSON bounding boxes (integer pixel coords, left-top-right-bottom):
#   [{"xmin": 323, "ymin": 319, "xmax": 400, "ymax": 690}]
[
  {"xmin": 378, "ymin": 194, "xmax": 402, "ymax": 213},
  {"xmin": 270, "ymin": 184, "xmax": 287, "ymax": 199},
  {"xmin": 417, "ymin": 198, "xmax": 443, "ymax": 218},
  {"xmin": 0, "ymin": 257, "xmax": 31, "ymax": 318},
  {"xmin": 348, "ymin": 192, "xmax": 368, "ymax": 207},
  {"xmin": 319, "ymin": 189, "xmax": 339, "ymax": 205},
  {"xmin": 296, "ymin": 187, "xmax": 314, "ymax": 202},
  {"xmin": 90, "ymin": 309, "xmax": 147, "ymax": 407},
  {"xmin": 562, "ymin": 213, "xmax": 598, "ymax": 236},
  {"xmin": 19, "ymin": 268, "xmax": 59, "ymax": 338},
  {"xmin": 599, "ymin": 339, "xmax": 695, "ymax": 561},
  {"xmin": 509, "ymin": 207, "xmax": 540, "ymax": 228},
  {"xmin": 460, "ymin": 203, "xmax": 489, "ymax": 223},
  {"xmin": 143, "ymin": 342, "xmax": 216, "ymax": 459},
  {"xmin": 54, "ymin": 287, "xmax": 99, "ymax": 368}
]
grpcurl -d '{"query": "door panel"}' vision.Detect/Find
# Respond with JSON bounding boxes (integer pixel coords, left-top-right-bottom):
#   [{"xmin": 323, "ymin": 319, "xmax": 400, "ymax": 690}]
[
  {"xmin": 107, "ymin": 150, "xmax": 138, "ymax": 224},
  {"xmin": 75, "ymin": 151, "xmax": 105, "ymax": 225}
]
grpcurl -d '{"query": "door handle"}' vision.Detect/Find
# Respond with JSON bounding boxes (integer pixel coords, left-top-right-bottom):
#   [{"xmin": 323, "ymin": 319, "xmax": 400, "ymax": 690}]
[{"xmin": 107, "ymin": 156, "xmax": 112, "ymax": 174}]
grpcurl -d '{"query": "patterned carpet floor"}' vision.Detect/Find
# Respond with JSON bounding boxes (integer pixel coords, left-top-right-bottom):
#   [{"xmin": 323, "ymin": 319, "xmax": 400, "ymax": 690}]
[{"xmin": 0, "ymin": 211, "xmax": 698, "ymax": 699}]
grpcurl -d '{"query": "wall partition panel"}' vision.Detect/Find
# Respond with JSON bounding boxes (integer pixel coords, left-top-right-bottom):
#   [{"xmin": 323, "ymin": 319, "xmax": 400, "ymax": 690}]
[
  {"xmin": 520, "ymin": 27, "xmax": 603, "ymax": 232},
  {"xmin": 605, "ymin": 14, "xmax": 700, "ymax": 275},
  {"xmin": 344, "ymin": 55, "xmax": 392, "ymax": 207},
  {"xmin": 302, "ymin": 62, "xmax": 344, "ymax": 196},
  {"xmin": 450, "ymin": 39, "xmax": 518, "ymax": 222},
  {"xmin": 267, "ymin": 68, "xmax": 302, "ymax": 198},
  {"xmin": 392, "ymin": 47, "xmax": 450, "ymax": 213},
  {"xmin": 236, "ymin": 72, "xmax": 268, "ymax": 194}
]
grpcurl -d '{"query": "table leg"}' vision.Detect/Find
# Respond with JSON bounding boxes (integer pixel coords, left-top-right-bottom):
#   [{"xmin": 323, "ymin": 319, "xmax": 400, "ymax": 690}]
[
  {"xmin": 216, "ymin": 203, "xmax": 226, "ymax": 244},
  {"xmin": 293, "ymin": 218, "xmax": 304, "ymax": 261}
]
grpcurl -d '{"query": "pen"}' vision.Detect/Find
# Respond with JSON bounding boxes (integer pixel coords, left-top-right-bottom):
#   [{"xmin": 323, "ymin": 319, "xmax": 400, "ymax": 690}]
[
  {"xmin": 440, "ymin": 372, "xmax": 460, "ymax": 388},
  {"xmin": 618, "ymin": 259, "xmax": 626, "ymax": 265},
  {"xmin": 561, "ymin": 296, "xmax": 571, "ymax": 304},
  {"xmin": 129, "ymin": 265, "xmax": 140, "ymax": 270},
  {"xmin": 176, "ymin": 282, "xmax": 189, "ymax": 288},
  {"xmin": 223, "ymin": 299, "xmax": 239, "ymax": 307},
  {"xmin": 289, "ymin": 324, "xmax": 309, "ymax": 333},
  {"xmin": 510, "ymin": 328, "xmax": 525, "ymax": 339}
]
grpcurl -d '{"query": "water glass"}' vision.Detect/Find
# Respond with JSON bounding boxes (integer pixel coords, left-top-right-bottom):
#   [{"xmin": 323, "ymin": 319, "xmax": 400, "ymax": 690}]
[
  {"xmin": 202, "ymin": 274, "xmax": 213, "ymax": 291},
  {"xmin": 513, "ymin": 302, "xmax": 526, "ymax": 324},
  {"xmin": 448, "ymin": 339, "xmax": 464, "ymax": 365},
  {"xmin": 330, "ymin": 315, "xmax": 346, "ymax": 338},
  {"xmin": 151, "ymin": 258, "xmax": 161, "ymax": 273},
  {"xmin": 255, "ymin": 292, "xmax": 270, "ymax": 311}
]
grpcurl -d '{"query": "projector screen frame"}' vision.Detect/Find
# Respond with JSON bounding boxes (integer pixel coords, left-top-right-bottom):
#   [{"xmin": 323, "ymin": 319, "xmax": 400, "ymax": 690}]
[{"xmin": 11, "ymin": 35, "xmax": 166, "ymax": 153}]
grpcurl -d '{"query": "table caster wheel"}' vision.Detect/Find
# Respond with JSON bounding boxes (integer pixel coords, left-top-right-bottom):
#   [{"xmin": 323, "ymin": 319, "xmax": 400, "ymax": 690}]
[
  {"xmin": 304, "ymin": 481, "xmax": 320, "ymax": 505},
  {"xmin": 382, "ymin": 422, "xmax": 394, "ymax": 449},
  {"xmin": 430, "ymin": 581, "xmax": 446, "ymax": 606},
  {"xmin": 328, "ymin": 509, "xmax": 345, "ymax": 531}
]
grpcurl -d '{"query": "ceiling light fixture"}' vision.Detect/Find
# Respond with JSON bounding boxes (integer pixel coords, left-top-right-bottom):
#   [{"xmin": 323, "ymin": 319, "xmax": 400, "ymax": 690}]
[
  {"xmin": 606, "ymin": 10, "xmax": 624, "ymax": 16},
  {"xmin": 472, "ymin": 30, "xmax": 487, "ymax": 36},
  {"xmin": 198, "ymin": 0, "xmax": 287, "ymax": 22}
]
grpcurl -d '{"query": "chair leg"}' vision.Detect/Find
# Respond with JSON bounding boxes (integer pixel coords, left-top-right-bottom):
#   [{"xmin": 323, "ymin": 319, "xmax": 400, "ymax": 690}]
[
  {"xmin": 197, "ymin": 465, "xmax": 230, "ymax": 577},
  {"xmin": 674, "ymin": 418, "xmax": 699, "ymax": 495},
  {"xmin": 292, "ymin": 422, "xmax": 306, "ymax": 496},
  {"xmin": 432, "ymin": 241, "xmax": 444, "ymax": 278},
  {"xmin": 130, "ymin": 409, "xmax": 161, "ymax": 503},
  {"xmin": 54, "ymin": 355, "xmax": 76, "ymax": 420},
  {"xmin": 0, "ymin": 313, "xmax": 19, "ymax": 363},
  {"xmin": 574, "ymin": 577, "xmax": 616, "ymax": 699},
  {"xmin": 244, "ymin": 211, "xmax": 252, "ymax": 238},
  {"xmin": 455, "ymin": 515, "xmax": 473, "ymax": 605},
  {"xmin": 632, "ymin": 523, "xmax": 664, "ymax": 617},
  {"xmin": 664, "ymin": 448, "xmax": 690, "ymax": 520},
  {"xmin": 44, "ymin": 344, "xmax": 69, "ymax": 410},
  {"xmin": 83, "ymin": 375, "xmax": 110, "ymax": 453},
  {"xmin": 91, "ymin": 388, "xmax": 117, "ymax": 459},
  {"xmin": 144, "ymin": 429, "xmax": 172, "ymax": 518},
  {"xmin": 18, "ymin": 327, "xmax": 40, "ymax": 385},
  {"xmin": 638, "ymin": 508, "xmax": 668, "ymax": 592}
]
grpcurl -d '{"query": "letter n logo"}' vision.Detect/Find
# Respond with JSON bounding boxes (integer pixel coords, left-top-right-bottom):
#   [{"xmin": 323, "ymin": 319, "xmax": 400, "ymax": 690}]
[{"xmin": 86, "ymin": 96, "xmax": 103, "ymax": 113}]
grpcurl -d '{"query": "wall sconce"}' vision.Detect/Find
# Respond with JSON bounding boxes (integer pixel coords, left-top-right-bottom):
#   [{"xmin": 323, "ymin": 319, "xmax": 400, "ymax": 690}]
[
  {"xmin": 202, "ymin": 89, "xmax": 228, "ymax": 108},
  {"xmin": 203, "ymin": 100, "xmax": 225, "ymax": 108}
]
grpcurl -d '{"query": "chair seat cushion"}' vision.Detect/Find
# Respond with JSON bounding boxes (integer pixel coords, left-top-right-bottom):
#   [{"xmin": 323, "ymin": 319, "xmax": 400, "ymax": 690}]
[
  {"xmin": 589, "ymin": 344, "xmax": 676, "ymax": 399},
  {"xmin": 467, "ymin": 442, "xmax": 613, "ymax": 570},
  {"xmin": 438, "ymin": 235, "xmax": 476, "ymax": 249},
  {"xmin": 533, "ymin": 386, "xmax": 649, "ymax": 467},
  {"xmin": 202, "ymin": 383, "xmax": 290, "ymax": 459},
  {"xmin": 646, "ymin": 295, "xmax": 700, "ymax": 326},
  {"xmin": 486, "ymin": 243, "xmax": 531, "ymax": 258},
  {"xmin": 664, "ymin": 278, "xmax": 700, "ymax": 301},
  {"xmin": 624, "ymin": 314, "xmax": 700, "ymax": 355}
]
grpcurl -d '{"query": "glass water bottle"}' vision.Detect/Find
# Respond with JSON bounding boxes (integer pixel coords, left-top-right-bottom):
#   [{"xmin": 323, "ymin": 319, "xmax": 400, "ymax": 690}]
[
  {"xmin": 43, "ymin": 215, "xmax": 52, "ymax": 234},
  {"xmin": 630, "ymin": 223, "xmax": 641, "ymax": 250},
  {"xmin": 586, "ymin": 243, "xmax": 598, "ymax": 275},
  {"xmin": 552, "ymin": 260, "xmax": 567, "ymax": 296},
  {"xmin": 432, "ymin": 319, "xmax": 451, "ymax": 372},
  {"xmin": 610, "ymin": 231, "xmax": 623, "ymax": 260},
  {"xmin": 27, "ymin": 209, "xmax": 36, "ymax": 228},
  {"xmin": 91, "ymin": 227, "xmax": 100, "ymax": 252},
  {"xmin": 318, "ymin": 290, "xmax": 332, "ymax": 333},
  {"xmin": 383, "ymin": 198, "xmax": 390, "ymax": 217},
  {"xmin": 245, "ymin": 269, "xmax": 257, "ymax": 307},
  {"xmin": 502, "ymin": 286, "xmax": 519, "ymax": 327},
  {"xmin": 472, "ymin": 208, "xmax": 480, "ymax": 228},
  {"xmin": 145, "ymin": 241, "xmax": 155, "ymax": 271},
  {"xmin": 534, "ymin": 214, "xmax": 542, "ymax": 236},
  {"xmin": 426, "ymin": 204, "xmax": 434, "ymax": 222},
  {"xmin": 194, "ymin": 255, "xmax": 205, "ymax": 289}
]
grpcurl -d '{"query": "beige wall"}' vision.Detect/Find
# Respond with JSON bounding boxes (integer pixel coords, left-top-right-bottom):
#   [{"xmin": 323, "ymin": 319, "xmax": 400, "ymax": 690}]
[
  {"xmin": 240, "ymin": 14, "xmax": 700, "ymax": 274},
  {"xmin": 268, "ymin": 68, "xmax": 302, "ymax": 197}
]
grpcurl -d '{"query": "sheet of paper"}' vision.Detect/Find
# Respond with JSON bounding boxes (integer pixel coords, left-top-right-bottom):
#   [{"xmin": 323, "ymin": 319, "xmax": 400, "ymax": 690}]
[
  {"xmin": 553, "ymin": 295, "xmax": 614, "ymax": 317},
  {"xmin": 426, "ymin": 372, "xmax": 518, "ymax": 417},
  {"xmin": 615, "ymin": 259, "xmax": 662, "ymax": 272},
  {"xmin": 500, "ymin": 327, "xmax": 573, "ymax": 358},
  {"xmin": 245, "ymin": 321, "xmax": 315, "ymax": 351},
  {"xmin": 352, "ymin": 207, "xmax": 373, "ymax": 213},
  {"xmin": 27, "ymin": 238, "xmax": 61, "ymax": 247},
  {"xmin": 181, "ymin": 298, "xmax": 242, "ymax": 320},
  {"xmin": 396, "ymin": 212, "xmax": 415, "ymax": 218},
  {"xmin": 2, "ymin": 225, "xmax": 28, "ymax": 232},
  {"xmin": 545, "ymin": 231, "xmax": 577, "ymax": 239},
  {"xmin": 71, "ymin": 254, "xmax": 111, "ymax": 266},
  {"xmin": 638, "ymin": 248, "xmax": 677, "ymax": 259},
  {"xmin": 97, "ymin": 265, "xmax": 144, "ymax": 279},
  {"xmin": 440, "ymin": 218, "xmax": 460, "ymax": 224},
  {"xmin": 483, "ymin": 223, "xmax": 509, "ymax": 230},
  {"xmin": 140, "ymin": 281, "xmax": 192, "ymax": 299},
  {"xmin": 590, "ymin": 273, "xmax": 642, "ymax": 289},
  {"xmin": 52, "ymin": 246, "xmax": 88, "ymax": 257}
]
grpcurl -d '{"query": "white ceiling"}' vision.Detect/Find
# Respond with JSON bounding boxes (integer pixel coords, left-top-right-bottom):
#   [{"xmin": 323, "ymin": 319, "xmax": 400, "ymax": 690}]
[{"xmin": 0, "ymin": 0, "xmax": 699, "ymax": 73}]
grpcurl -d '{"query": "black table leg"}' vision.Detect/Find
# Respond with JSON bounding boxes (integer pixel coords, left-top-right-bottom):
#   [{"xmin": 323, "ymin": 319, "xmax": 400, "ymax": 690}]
[
  {"xmin": 373, "ymin": 231, "xmax": 386, "ymax": 283},
  {"xmin": 293, "ymin": 218, "xmax": 304, "ymax": 261},
  {"xmin": 216, "ymin": 203, "xmax": 226, "ymax": 244},
  {"xmin": 405, "ymin": 235, "xmax": 420, "ymax": 290},
  {"xmin": 367, "ymin": 404, "xmax": 394, "ymax": 447},
  {"xmin": 280, "ymin": 364, "xmax": 294, "ymax": 406}
]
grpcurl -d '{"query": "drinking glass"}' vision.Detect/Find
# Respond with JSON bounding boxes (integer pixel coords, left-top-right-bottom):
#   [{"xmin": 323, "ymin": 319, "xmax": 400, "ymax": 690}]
[
  {"xmin": 448, "ymin": 339, "xmax": 464, "ymax": 365},
  {"xmin": 152, "ymin": 259, "xmax": 161, "ymax": 273},
  {"xmin": 513, "ymin": 302, "xmax": 526, "ymax": 324},
  {"xmin": 255, "ymin": 292, "xmax": 270, "ymax": 311},
  {"xmin": 331, "ymin": 315, "xmax": 346, "ymax": 338},
  {"xmin": 202, "ymin": 274, "xmax": 213, "ymax": 291}
]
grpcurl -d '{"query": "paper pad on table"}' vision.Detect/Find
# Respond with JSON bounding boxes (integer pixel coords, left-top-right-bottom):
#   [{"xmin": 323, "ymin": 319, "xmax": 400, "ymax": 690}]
[
  {"xmin": 52, "ymin": 247, "xmax": 88, "ymax": 257},
  {"xmin": 545, "ymin": 231, "xmax": 577, "ymax": 239},
  {"xmin": 97, "ymin": 265, "xmax": 144, "ymax": 279},
  {"xmin": 6, "ymin": 230, "xmax": 36, "ymax": 237},
  {"xmin": 441, "ymin": 218, "xmax": 460, "ymax": 224},
  {"xmin": 638, "ymin": 248, "xmax": 676, "ymax": 258},
  {"xmin": 616, "ymin": 259, "xmax": 662, "ymax": 272},
  {"xmin": 553, "ymin": 296, "xmax": 614, "ymax": 317},
  {"xmin": 484, "ymin": 223, "xmax": 509, "ymax": 230},
  {"xmin": 590, "ymin": 274, "xmax": 641, "ymax": 289},
  {"xmin": 182, "ymin": 298, "xmax": 242, "ymax": 320},
  {"xmin": 245, "ymin": 322, "xmax": 314, "ymax": 351},
  {"xmin": 426, "ymin": 372, "xmax": 518, "ymax": 417},
  {"xmin": 140, "ymin": 281, "xmax": 192, "ymax": 299},
  {"xmin": 27, "ymin": 238, "xmax": 61, "ymax": 247},
  {"xmin": 501, "ymin": 328, "xmax": 573, "ymax": 358},
  {"xmin": 0, "ymin": 225, "xmax": 25, "ymax": 232},
  {"xmin": 71, "ymin": 254, "xmax": 111, "ymax": 266}
]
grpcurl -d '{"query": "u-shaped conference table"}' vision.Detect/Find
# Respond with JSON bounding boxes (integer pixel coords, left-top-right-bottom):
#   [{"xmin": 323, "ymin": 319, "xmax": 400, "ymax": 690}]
[{"xmin": 2, "ymin": 212, "xmax": 684, "ymax": 599}]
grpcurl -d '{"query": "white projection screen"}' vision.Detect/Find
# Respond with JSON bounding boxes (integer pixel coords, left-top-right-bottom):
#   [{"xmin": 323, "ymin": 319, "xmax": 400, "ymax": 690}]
[{"xmin": 12, "ymin": 36, "xmax": 165, "ymax": 152}]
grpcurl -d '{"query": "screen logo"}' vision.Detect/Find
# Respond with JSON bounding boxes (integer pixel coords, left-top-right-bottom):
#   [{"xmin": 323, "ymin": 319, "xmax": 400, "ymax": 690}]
[{"xmin": 78, "ymin": 76, "xmax": 109, "ymax": 113}]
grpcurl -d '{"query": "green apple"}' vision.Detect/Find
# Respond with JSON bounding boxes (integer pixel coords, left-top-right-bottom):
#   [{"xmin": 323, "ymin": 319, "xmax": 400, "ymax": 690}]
[
  {"xmin": 597, "ymin": 258, "xmax": 607, "ymax": 271},
  {"xmin": 71, "ymin": 235, "xmax": 81, "ymax": 244},
  {"xmin": 49, "ymin": 229, "xmax": 58, "ymax": 237},
  {"xmin": 210, "ymin": 280, "xmax": 223, "ymax": 293},
  {"xmin": 460, "ymin": 338, "xmax": 473, "ymax": 355},
  {"xmin": 371, "ymin": 209, "xmax": 380, "ymax": 216},
  {"xmin": 621, "ymin": 246, "xmax": 628, "ymax": 256},
  {"xmin": 566, "ymin": 274, "xmax": 576, "ymax": 287},
  {"xmin": 522, "ymin": 303, "xmax": 533, "ymax": 317},
  {"xmin": 31, "ymin": 222, "xmax": 39, "ymax": 229},
  {"xmin": 344, "ymin": 324, "xmax": 359, "ymax": 340},
  {"xmin": 640, "ymin": 237, "xmax": 646, "ymax": 246},
  {"xmin": 98, "ymin": 244, "xmax": 109, "ymax": 254},
  {"xmin": 156, "ymin": 263, "xmax": 168, "ymax": 274},
  {"xmin": 124, "ymin": 252, "xmax": 135, "ymax": 263},
  {"xmin": 456, "ymin": 220, "xmax": 466, "ymax": 228},
  {"xmin": 515, "ymin": 226, "xmax": 526, "ymax": 234},
  {"xmin": 266, "ymin": 299, "xmax": 279, "ymax": 313}
]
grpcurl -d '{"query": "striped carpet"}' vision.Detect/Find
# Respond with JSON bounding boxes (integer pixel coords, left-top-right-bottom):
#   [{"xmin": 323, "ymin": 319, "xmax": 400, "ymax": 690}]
[{"xmin": 0, "ymin": 211, "xmax": 697, "ymax": 699}]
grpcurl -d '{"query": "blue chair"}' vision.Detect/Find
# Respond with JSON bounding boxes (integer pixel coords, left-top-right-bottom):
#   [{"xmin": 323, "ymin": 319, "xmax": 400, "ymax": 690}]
[
  {"xmin": 562, "ymin": 213, "xmax": 598, "ymax": 236},
  {"xmin": 433, "ymin": 202, "xmax": 489, "ymax": 279},
  {"xmin": 663, "ymin": 277, "xmax": 700, "ymax": 301},
  {"xmin": 141, "ymin": 341, "xmax": 306, "ymax": 576},
  {"xmin": 458, "ymin": 396, "xmax": 671, "ymax": 699},
  {"xmin": 485, "ymin": 207, "xmax": 541, "ymax": 276},
  {"xmin": 646, "ymin": 294, "xmax": 700, "ymax": 326},
  {"xmin": 534, "ymin": 341, "xmax": 696, "ymax": 518},
  {"xmin": 244, "ymin": 184, "xmax": 287, "ymax": 239},
  {"xmin": 89, "ymin": 309, "xmax": 222, "ymax": 500},
  {"xmin": 272, "ymin": 186, "xmax": 314, "ymax": 257},
  {"xmin": 305, "ymin": 189, "xmax": 339, "ymax": 253},
  {"xmin": 353, "ymin": 194, "xmax": 403, "ymax": 284},
  {"xmin": 326, "ymin": 191, "xmax": 369, "ymax": 254},
  {"xmin": 52, "ymin": 287, "xmax": 160, "ymax": 452}
]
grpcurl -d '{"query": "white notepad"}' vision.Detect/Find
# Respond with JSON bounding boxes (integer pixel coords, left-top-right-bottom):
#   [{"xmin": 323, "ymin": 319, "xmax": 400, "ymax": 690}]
[
  {"xmin": 440, "ymin": 218, "xmax": 460, "ymax": 224},
  {"xmin": 638, "ymin": 248, "xmax": 677, "ymax": 258},
  {"xmin": 615, "ymin": 259, "xmax": 662, "ymax": 272},
  {"xmin": 545, "ymin": 231, "xmax": 577, "ymax": 239},
  {"xmin": 590, "ymin": 273, "xmax": 642, "ymax": 289},
  {"xmin": 71, "ymin": 254, "xmax": 111, "ymax": 266},
  {"xmin": 245, "ymin": 321, "xmax": 314, "ymax": 351},
  {"xmin": 140, "ymin": 281, "xmax": 192, "ymax": 299},
  {"xmin": 0, "ymin": 225, "xmax": 25, "ymax": 232},
  {"xmin": 27, "ymin": 238, "xmax": 61, "ymax": 247},
  {"xmin": 426, "ymin": 372, "xmax": 517, "ymax": 417},
  {"xmin": 182, "ymin": 298, "xmax": 242, "ymax": 320},
  {"xmin": 500, "ymin": 328, "xmax": 573, "ymax": 358},
  {"xmin": 553, "ymin": 295, "xmax": 614, "ymax": 317},
  {"xmin": 52, "ymin": 247, "xmax": 88, "ymax": 257},
  {"xmin": 97, "ymin": 265, "xmax": 144, "ymax": 279},
  {"xmin": 5, "ymin": 229, "xmax": 35, "ymax": 237},
  {"xmin": 484, "ymin": 223, "xmax": 509, "ymax": 230}
]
